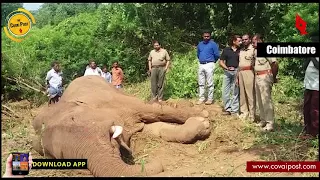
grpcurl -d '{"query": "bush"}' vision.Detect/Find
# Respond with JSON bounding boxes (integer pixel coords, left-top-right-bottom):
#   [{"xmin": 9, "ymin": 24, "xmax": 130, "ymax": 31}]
[
  {"xmin": 272, "ymin": 75, "xmax": 304, "ymax": 103},
  {"xmin": 164, "ymin": 49, "xmax": 223, "ymax": 100}
]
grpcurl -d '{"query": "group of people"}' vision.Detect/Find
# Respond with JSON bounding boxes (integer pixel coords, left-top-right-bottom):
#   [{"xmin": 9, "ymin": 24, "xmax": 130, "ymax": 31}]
[
  {"xmin": 45, "ymin": 60, "xmax": 124, "ymax": 104},
  {"xmin": 84, "ymin": 60, "xmax": 124, "ymax": 89},
  {"xmin": 147, "ymin": 30, "xmax": 318, "ymax": 137},
  {"xmin": 147, "ymin": 31, "xmax": 279, "ymax": 131},
  {"xmin": 44, "ymin": 29, "xmax": 318, "ymax": 137},
  {"xmin": 217, "ymin": 33, "xmax": 278, "ymax": 132}
]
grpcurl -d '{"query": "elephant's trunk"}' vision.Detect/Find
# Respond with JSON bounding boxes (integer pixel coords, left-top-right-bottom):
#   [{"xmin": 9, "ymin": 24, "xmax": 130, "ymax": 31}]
[
  {"xmin": 82, "ymin": 141, "xmax": 164, "ymax": 177},
  {"xmin": 69, "ymin": 125, "xmax": 164, "ymax": 177},
  {"xmin": 41, "ymin": 122, "xmax": 163, "ymax": 177}
]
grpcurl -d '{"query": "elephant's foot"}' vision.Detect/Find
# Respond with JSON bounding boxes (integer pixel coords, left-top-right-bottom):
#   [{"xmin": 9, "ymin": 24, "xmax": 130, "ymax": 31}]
[{"xmin": 143, "ymin": 116, "xmax": 211, "ymax": 143}]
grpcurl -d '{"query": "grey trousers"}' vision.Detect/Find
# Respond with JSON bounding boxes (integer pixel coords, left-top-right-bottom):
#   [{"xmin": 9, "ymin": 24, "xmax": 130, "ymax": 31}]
[
  {"xmin": 151, "ymin": 66, "xmax": 166, "ymax": 100},
  {"xmin": 222, "ymin": 69, "xmax": 239, "ymax": 113}
]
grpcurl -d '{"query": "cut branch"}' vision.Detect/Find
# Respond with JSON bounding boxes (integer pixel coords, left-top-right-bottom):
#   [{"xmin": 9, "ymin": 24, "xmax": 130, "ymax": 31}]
[
  {"xmin": 1, "ymin": 104, "xmax": 20, "ymax": 118},
  {"xmin": 4, "ymin": 76, "xmax": 47, "ymax": 95}
]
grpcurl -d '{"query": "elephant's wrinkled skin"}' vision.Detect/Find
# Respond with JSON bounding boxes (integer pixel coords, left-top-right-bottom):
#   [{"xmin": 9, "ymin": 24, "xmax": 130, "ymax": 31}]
[{"xmin": 32, "ymin": 76, "xmax": 211, "ymax": 177}]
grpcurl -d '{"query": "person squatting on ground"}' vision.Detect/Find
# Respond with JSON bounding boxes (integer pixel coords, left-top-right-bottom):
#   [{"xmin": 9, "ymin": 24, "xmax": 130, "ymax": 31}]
[
  {"xmin": 45, "ymin": 61, "xmax": 63, "ymax": 104},
  {"xmin": 101, "ymin": 65, "xmax": 112, "ymax": 83},
  {"xmin": 252, "ymin": 34, "xmax": 279, "ymax": 131},
  {"xmin": 147, "ymin": 40, "xmax": 171, "ymax": 103},
  {"xmin": 84, "ymin": 60, "xmax": 103, "ymax": 76},
  {"xmin": 196, "ymin": 30, "xmax": 220, "ymax": 105},
  {"xmin": 302, "ymin": 30, "xmax": 319, "ymax": 138},
  {"xmin": 237, "ymin": 34, "xmax": 256, "ymax": 121},
  {"xmin": 111, "ymin": 61, "xmax": 124, "ymax": 89},
  {"xmin": 219, "ymin": 35, "xmax": 242, "ymax": 115}
]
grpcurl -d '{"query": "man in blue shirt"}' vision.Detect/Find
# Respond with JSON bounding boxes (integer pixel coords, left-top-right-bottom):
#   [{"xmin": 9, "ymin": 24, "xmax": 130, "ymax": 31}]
[{"xmin": 196, "ymin": 30, "xmax": 220, "ymax": 105}]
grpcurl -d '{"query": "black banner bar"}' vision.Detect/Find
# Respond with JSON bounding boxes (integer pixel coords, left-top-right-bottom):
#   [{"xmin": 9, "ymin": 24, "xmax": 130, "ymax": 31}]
[
  {"xmin": 256, "ymin": 42, "xmax": 319, "ymax": 57},
  {"xmin": 32, "ymin": 159, "xmax": 88, "ymax": 169}
]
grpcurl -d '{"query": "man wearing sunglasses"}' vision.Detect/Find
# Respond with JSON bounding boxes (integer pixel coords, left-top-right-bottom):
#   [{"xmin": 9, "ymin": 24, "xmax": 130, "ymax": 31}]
[{"xmin": 219, "ymin": 35, "xmax": 242, "ymax": 116}]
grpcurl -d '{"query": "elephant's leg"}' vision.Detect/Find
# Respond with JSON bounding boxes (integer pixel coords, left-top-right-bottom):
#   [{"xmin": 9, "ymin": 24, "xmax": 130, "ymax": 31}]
[
  {"xmin": 143, "ymin": 117, "xmax": 211, "ymax": 144},
  {"xmin": 138, "ymin": 104, "xmax": 204, "ymax": 124}
]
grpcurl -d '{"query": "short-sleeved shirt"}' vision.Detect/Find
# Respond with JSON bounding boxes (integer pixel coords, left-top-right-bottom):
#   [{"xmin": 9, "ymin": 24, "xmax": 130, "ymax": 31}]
[
  {"xmin": 148, "ymin": 48, "xmax": 170, "ymax": 66},
  {"xmin": 219, "ymin": 47, "xmax": 240, "ymax": 68},
  {"xmin": 254, "ymin": 48, "xmax": 277, "ymax": 72},
  {"xmin": 102, "ymin": 72, "xmax": 112, "ymax": 83},
  {"xmin": 84, "ymin": 67, "xmax": 102, "ymax": 76},
  {"xmin": 239, "ymin": 44, "xmax": 255, "ymax": 67},
  {"xmin": 304, "ymin": 57, "xmax": 319, "ymax": 91},
  {"xmin": 112, "ymin": 67, "xmax": 123, "ymax": 86},
  {"xmin": 46, "ymin": 68, "xmax": 63, "ymax": 88}
]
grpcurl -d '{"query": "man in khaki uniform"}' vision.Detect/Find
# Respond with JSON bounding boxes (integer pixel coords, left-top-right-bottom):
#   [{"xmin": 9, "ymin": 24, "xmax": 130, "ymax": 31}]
[
  {"xmin": 252, "ymin": 34, "xmax": 279, "ymax": 131},
  {"xmin": 238, "ymin": 34, "xmax": 255, "ymax": 121},
  {"xmin": 148, "ymin": 40, "xmax": 171, "ymax": 103}
]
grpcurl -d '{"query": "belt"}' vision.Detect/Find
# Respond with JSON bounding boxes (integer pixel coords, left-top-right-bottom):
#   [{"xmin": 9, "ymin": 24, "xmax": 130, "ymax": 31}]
[
  {"xmin": 152, "ymin": 65, "xmax": 165, "ymax": 68},
  {"xmin": 255, "ymin": 69, "xmax": 272, "ymax": 75},
  {"xmin": 199, "ymin": 61, "xmax": 214, "ymax": 64},
  {"xmin": 239, "ymin": 66, "xmax": 253, "ymax": 71}
]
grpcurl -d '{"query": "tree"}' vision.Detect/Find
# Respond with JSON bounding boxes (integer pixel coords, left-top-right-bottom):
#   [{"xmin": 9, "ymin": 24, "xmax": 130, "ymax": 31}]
[{"xmin": 1, "ymin": 3, "xmax": 23, "ymax": 27}]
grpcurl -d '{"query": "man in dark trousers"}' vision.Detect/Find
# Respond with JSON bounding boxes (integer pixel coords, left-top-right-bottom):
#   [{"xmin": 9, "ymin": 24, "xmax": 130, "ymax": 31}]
[
  {"xmin": 148, "ymin": 40, "xmax": 171, "ymax": 103},
  {"xmin": 219, "ymin": 35, "xmax": 242, "ymax": 115},
  {"xmin": 302, "ymin": 29, "xmax": 319, "ymax": 138}
]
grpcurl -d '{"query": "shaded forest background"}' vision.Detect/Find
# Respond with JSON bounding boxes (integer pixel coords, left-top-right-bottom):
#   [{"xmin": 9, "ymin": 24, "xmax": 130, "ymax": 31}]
[{"xmin": 1, "ymin": 3, "xmax": 319, "ymax": 104}]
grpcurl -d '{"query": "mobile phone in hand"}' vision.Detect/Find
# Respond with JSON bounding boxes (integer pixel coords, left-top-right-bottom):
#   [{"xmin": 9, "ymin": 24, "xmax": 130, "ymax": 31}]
[{"xmin": 11, "ymin": 152, "xmax": 29, "ymax": 175}]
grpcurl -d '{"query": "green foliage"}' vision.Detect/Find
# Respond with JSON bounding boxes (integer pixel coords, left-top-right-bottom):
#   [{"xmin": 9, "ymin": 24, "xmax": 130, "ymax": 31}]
[
  {"xmin": 274, "ymin": 3, "xmax": 319, "ymax": 80},
  {"xmin": 165, "ymin": 50, "xmax": 199, "ymax": 99},
  {"xmin": 272, "ymin": 75, "xmax": 304, "ymax": 103},
  {"xmin": 1, "ymin": 3, "xmax": 318, "ymax": 103},
  {"xmin": 1, "ymin": 3, "xmax": 23, "ymax": 27},
  {"xmin": 165, "ymin": 50, "xmax": 224, "ymax": 100},
  {"xmin": 34, "ymin": 3, "xmax": 100, "ymax": 28}
]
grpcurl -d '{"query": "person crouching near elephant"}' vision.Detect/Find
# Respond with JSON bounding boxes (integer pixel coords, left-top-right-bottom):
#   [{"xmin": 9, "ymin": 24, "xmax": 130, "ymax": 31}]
[{"xmin": 45, "ymin": 61, "xmax": 63, "ymax": 105}]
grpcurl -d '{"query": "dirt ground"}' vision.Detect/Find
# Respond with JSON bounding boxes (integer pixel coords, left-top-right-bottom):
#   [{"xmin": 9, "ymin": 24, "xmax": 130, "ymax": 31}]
[{"xmin": 1, "ymin": 99, "xmax": 317, "ymax": 177}]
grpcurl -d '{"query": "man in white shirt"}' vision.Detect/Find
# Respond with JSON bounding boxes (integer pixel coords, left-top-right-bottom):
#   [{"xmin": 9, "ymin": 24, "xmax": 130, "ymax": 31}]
[
  {"xmin": 46, "ymin": 61, "xmax": 63, "ymax": 104},
  {"xmin": 302, "ymin": 31, "xmax": 319, "ymax": 138},
  {"xmin": 84, "ymin": 60, "xmax": 103, "ymax": 76}
]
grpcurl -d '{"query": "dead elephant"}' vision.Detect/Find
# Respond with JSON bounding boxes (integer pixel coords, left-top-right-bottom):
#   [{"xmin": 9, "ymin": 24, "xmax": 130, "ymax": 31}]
[{"xmin": 32, "ymin": 75, "xmax": 211, "ymax": 177}]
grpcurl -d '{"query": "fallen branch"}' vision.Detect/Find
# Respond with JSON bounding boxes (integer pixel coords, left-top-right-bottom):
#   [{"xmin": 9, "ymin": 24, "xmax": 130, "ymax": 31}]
[
  {"xmin": 4, "ymin": 76, "xmax": 46, "ymax": 95},
  {"xmin": 29, "ymin": 78, "xmax": 45, "ymax": 89},
  {"xmin": 1, "ymin": 104, "xmax": 19, "ymax": 118}
]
